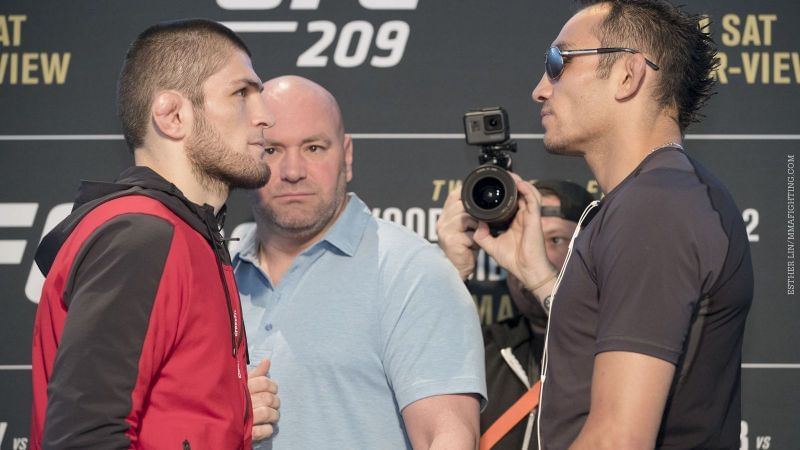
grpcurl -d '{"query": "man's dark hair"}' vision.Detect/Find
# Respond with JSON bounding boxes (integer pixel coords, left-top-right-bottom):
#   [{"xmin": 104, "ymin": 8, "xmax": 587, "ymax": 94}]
[
  {"xmin": 577, "ymin": 0, "xmax": 717, "ymax": 132},
  {"xmin": 117, "ymin": 19, "xmax": 251, "ymax": 150}
]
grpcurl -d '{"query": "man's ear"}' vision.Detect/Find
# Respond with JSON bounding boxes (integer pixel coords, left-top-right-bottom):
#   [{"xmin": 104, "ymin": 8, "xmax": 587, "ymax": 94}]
[
  {"xmin": 152, "ymin": 91, "xmax": 191, "ymax": 140},
  {"xmin": 343, "ymin": 133, "xmax": 354, "ymax": 182},
  {"xmin": 614, "ymin": 53, "xmax": 648, "ymax": 101}
]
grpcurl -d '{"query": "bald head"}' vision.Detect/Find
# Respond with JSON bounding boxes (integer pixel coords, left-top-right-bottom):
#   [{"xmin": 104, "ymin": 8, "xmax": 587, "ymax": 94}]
[
  {"xmin": 251, "ymin": 75, "xmax": 354, "ymax": 244},
  {"xmin": 262, "ymin": 75, "xmax": 345, "ymax": 139}
]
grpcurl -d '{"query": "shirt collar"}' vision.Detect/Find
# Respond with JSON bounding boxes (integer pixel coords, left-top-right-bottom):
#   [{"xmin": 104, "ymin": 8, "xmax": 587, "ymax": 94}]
[
  {"xmin": 233, "ymin": 224, "xmax": 259, "ymax": 268},
  {"xmin": 320, "ymin": 192, "xmax": 370, "ymax": 257}
]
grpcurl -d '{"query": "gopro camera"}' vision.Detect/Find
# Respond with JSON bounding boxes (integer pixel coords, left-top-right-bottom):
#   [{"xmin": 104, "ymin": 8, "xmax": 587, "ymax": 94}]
[{"xmin": 464, "ymin": 107, "xmax": 510, "ymax": 146}]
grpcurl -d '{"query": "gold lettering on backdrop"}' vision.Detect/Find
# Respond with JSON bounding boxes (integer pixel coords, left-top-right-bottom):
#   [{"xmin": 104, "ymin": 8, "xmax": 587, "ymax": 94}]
[
  {"xmin": 773, "ymin": 52, "xmax": 792, "ymax": 84},
  {"xmin": 475, "ymin": 294, "xmax": 493, "ymax": 324},
  {"xmin": 431, "ymin": 180, "xmax": 465, "ymax": 202},
  {"xmin": 496, "ymin": 295, "xmax": 514, "ymax": 322},
  {"xmin": 698, "ymin": 15, "xmax": 711, "ymax": 35},
  {"xmin": 448, "ymin": 179, "xmax": 462, "ymax": 195},
  {"xmin": 0, "ymin": 17, "xmax": 9, "ymax": 47},
  {"xmin": 432, "ymin": 179, "xmax": 446, "ymax": 202},
  {"xmin": 472, "ymin": 294, "xmax": 519, "ymax": 325},
  {"xmin": 736, "ymin": 51, "xmax": 800, "ymax": 84},
  {"xmin": 721, "ymin": 14, "xmax": 776, "ymax": 46},
  {"xmin": 21, "ymin": 52, "xmax": 37, "ymax": 84},
  {"xmin": 40, "ymin": 52, "xmax": 71, "ymax": 84},
  {"xmin": 712, "ymin": 13, "xmax": 798, "ymax": 85},
  {"xmin": 721, "ymin": 14, "xmax": 741, "ymax": 46},
  {"xmin": 0, "ymin": 15, "xmax": 72, "ymax": 85},
  {"xmin": 715, "ymin": 52, "xmax": 730, "ymax": 84},
  {"xmin": 0, "ymin": 15, "xmax": 26, "ymax": 47},
  {"xmin": 0, "ymin": 52, "xmax": 18, "ymax": 84},
  {"xmin": 740, "ymin": 14, "xmax": 761, "ymax": 45},
  {"xmin": 742, "ymin": 52, "xmax": 761, "ymax": 84},
  {"xmin": 0, "ymin": 52, "xmax": 72, "ymax": 85},
  {"xmin": 0, "ymin": 53, "xmax": 11, "ymax": 83}
]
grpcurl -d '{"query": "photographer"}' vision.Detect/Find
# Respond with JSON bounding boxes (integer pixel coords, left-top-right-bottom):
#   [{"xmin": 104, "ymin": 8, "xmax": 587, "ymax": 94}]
[{"xmin": 437, "ymin": 178, "xmax": 594, "ymax": 450}]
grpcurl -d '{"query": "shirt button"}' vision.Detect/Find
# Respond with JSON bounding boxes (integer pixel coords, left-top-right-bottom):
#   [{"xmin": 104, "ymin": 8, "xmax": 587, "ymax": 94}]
[{"xmin": 264, "ymin": 323, "xmax": 273, "ymax": 331}]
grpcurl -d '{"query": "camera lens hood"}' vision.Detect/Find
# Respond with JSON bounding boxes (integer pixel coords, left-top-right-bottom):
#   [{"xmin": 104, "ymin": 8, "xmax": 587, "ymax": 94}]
[{"xmin": 462, "ymin": 164, "xmax": 518, "ymax": 230}]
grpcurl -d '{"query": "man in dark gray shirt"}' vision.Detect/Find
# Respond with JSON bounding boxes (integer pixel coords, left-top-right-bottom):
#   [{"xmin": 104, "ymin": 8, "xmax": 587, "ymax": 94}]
[{"xmin": 471, "ymin": 1, "xmax": 754, "ymax": 448}]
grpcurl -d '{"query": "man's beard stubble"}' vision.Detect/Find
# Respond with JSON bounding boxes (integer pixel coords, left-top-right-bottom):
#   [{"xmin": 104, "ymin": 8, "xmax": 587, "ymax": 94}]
[
  {"xmin": 253, "ymin": 164, "xmax": 349, "ymax": 241},
  {"xmin": 185, "ymin": 111, "xmax": 271, "ymax": 196}
]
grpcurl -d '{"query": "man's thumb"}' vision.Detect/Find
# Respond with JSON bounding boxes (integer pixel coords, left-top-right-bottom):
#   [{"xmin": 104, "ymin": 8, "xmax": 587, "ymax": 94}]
[
  {"xmin": 473, "ymin": 222, "xmax": 492, "ymax": 248},
  {"xmin": 248, "ymin": 358, "xmax": 270, "ymax": 378}
]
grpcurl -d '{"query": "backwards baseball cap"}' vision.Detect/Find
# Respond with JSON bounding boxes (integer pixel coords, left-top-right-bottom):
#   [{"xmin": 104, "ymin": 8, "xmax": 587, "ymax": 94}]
[{"xmin": 534, "ymin": 179, "xmax": 596, "ymax": 224}]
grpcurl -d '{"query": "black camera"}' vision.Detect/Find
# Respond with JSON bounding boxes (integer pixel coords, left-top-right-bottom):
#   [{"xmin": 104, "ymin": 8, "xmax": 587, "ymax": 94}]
[{"xmin": 461, "ymin": 107, "xmax": 518, "ymax": 232}]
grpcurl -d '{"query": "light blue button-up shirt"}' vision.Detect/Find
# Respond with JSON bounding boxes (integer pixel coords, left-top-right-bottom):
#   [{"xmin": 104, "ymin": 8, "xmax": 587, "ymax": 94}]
[{"xmin": 234, "ymin": 193, "xmax": 486, "ymax": 449}]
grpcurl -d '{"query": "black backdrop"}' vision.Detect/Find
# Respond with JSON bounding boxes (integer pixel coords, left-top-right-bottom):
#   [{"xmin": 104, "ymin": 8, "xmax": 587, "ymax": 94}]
[{"xmin": 1, "ymin": 1, "xmax": 798, "ymax": 448}]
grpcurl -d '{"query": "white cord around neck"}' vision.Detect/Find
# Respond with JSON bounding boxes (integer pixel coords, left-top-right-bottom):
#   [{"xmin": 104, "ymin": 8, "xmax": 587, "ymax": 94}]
[{"xmin": 536, "ymin": 199, "xmax": 600, "ymax": 450}]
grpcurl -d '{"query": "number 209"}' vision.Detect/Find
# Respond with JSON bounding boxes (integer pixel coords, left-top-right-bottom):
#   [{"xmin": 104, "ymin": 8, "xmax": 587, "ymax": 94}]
[{"xmin": 297, "ymin": 20, "xmax": 410, "ymax": 68}]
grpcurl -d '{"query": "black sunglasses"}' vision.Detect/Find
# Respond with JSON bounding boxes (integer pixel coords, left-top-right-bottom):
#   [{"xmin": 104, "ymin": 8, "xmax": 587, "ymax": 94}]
[{"xmin": 544, "ymin": 46, "xmax": 660, "ymax": 80}]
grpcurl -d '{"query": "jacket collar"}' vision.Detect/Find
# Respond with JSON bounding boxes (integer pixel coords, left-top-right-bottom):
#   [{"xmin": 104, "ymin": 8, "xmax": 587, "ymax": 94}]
[{"xmin": 35, "ymin": 165, "xmax": 229, "ymax": 275}]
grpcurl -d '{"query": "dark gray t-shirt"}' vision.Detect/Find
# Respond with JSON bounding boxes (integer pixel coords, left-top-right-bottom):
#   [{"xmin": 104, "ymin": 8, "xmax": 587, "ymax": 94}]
[{"xmin": 539, "ymin": 148, "xmax": 753, "ymax": 449}]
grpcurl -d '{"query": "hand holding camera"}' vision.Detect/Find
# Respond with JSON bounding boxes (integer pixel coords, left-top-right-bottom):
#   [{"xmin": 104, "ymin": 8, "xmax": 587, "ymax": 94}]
[
  {"xmin": 471, "ymin": 174, "xmax": 557, "ymax": 295},
  {"xmin": 436, "ymin": 187, "xmax": 481, "ymax": 281},
  {"xmin": 436, "ymin": 106, "xmax": 557, "ymax": 291}
]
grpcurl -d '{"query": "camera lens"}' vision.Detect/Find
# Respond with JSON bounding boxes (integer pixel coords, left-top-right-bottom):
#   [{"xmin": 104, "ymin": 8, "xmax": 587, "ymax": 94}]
[
  {"xmin": 483, "ymin": 114, "xmax": 503, "ymax": 133},
  {"xmin": 462, "ymin": 164, "xmax": 518, "ymax": 231},
  {"xmin": 474, "ymin": 178, "xmax": 505, "ymax": 209}
]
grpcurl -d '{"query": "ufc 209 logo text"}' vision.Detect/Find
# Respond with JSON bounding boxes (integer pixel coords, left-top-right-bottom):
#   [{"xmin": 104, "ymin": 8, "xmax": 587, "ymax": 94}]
[{"xmin": 217, "ymin": 0, "xmax": 416, "ymax": 68}]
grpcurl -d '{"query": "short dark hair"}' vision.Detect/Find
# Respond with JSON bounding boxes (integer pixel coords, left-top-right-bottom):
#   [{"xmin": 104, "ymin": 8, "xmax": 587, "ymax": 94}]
[
  {"xmin": 577, "ymin": 0, "xmax": 717, "ymax": 132},
  {"xmin": 117, "ymin": 19, "xmax": 251, "ymax": 150}
]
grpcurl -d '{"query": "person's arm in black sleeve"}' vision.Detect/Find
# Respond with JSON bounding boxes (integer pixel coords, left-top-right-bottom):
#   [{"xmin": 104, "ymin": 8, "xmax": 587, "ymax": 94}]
[{"xmin": 43, "ymin": 214, "xmax": 174, "ymax": 449}]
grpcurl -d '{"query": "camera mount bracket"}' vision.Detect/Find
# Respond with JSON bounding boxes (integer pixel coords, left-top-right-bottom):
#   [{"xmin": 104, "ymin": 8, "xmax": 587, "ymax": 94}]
[{"xmin": 478, "ymin": 140, "xmax": 517, "ymax": 171}]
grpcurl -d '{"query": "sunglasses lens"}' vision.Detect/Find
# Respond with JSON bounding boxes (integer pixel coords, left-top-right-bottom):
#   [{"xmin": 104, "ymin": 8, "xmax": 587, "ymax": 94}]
[{"xmin": 545, "ymin": 47, "xmax": 563, "ymax": 79}]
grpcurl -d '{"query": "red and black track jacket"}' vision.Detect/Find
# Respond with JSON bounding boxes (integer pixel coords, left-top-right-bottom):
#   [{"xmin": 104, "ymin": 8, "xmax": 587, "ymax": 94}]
[{"xmin": 30, "ymin": 166, "xmax": 252, "ymax": 449}]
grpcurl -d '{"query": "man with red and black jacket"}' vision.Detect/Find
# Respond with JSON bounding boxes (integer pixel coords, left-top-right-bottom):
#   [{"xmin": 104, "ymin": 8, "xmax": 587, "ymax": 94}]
[{"xmin": 30, "ymin": 19, "xmax": 278, "ymax": 449}]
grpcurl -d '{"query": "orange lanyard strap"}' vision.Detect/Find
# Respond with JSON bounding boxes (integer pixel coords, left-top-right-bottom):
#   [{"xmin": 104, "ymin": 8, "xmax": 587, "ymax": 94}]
[{"xmin": 479, "ymin": 380, "xmax": 542, "ymax": 450}]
